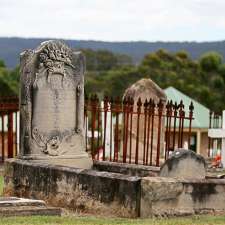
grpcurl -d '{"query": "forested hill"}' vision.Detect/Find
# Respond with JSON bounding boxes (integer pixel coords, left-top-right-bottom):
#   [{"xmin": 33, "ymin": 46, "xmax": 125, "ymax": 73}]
[{"xmin": 1, "ymin": 37, "xmax": 225, "ymax": 68}]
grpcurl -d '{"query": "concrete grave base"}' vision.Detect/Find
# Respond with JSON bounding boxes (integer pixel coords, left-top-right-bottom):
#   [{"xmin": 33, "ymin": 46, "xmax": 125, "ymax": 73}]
[
  {"xmin": 141, "ymin": 177, "xmax": 225, "ymax": 217},
  {"xmin": 3, "ymin": 159, "xmax": 141, "ymax": 218},
  {"xmin": 4, "ymin": 159, "xmax": 225, "ymax": 218}
]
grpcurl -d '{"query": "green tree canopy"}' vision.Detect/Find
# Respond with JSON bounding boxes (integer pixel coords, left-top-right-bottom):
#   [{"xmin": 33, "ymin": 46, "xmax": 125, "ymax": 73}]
[
  {"xmin": 0, "ymin": 59, "xmax": 6, "ymax": 68},
  {"xmin": 80, "ymin": 49, "xmax": 132, "ymax": 72},
  {"xmin": 85, "ymin": 49, "xmax": 225, "ymax": 112},
  {"xmin": 0, "ymin": 49, "xmax": 225, "ymax": 112},
  {"xmin": 199, "ymin": 52, "xmax": 223, "ymax": 72}
]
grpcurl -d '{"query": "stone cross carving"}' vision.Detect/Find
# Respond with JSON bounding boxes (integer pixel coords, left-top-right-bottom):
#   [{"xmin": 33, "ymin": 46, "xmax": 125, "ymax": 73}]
[{"xmin": 19, "ymin": 40, "xmax": 90, "ymax": 163}]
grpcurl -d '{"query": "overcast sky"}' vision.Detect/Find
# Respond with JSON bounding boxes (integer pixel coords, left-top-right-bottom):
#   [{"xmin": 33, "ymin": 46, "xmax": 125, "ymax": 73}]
[{"xmin": 0, "ymin": 0, "xmax": 225, "ymax": 42}]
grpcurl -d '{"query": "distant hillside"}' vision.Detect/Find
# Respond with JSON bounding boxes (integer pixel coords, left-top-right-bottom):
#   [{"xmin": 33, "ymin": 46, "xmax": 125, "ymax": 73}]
[{"xmin": 1, "ymin": 37, "xmax": 225, "ymax": 68}]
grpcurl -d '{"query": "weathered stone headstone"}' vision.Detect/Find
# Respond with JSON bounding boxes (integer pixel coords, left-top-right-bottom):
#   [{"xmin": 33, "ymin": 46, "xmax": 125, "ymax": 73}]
[
  {"xmin": 160, "ymin": 149, "xmax": 206, "ymax": 179},
  {"xmin": 123, "ymin": 78, "xmax": 166, "ymax": 164},
  {"xmin": 19, "ymin": 40, "xmax": 92, "ymax": 168}
]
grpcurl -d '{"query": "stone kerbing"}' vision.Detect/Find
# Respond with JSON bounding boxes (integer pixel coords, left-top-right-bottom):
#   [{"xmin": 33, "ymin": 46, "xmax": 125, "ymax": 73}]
[
  {"xmin": 4, "ymin": 159, "xmax": 141, "ymax": 218},
  {"xmin": 141, "ymin": 176, "xmax": 225, "ymax": 217}
]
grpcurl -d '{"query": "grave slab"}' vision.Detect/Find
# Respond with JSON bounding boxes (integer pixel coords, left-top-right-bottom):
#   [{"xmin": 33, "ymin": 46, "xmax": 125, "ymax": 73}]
[{"xmin": 0, "ymin": 197, "xmax": 61, "ymax": 217}]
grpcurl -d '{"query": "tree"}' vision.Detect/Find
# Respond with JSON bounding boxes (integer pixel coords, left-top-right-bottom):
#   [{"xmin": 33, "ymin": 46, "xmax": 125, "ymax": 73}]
[
  {"xmin": 80, "ymin": 49, "xmax": 133, "ymax": 72},
  {"xmin": 175, "ymin": 51, "xmax": 189, "ymax": 60},
  {"xmin": 0, "ymin": 67, "xmax": 16, "ymax": 96},
  {"xmin": 1, "ymin": 49, "xmax": 225, "ymax": 112},
  {"xmin": 0, "ymin": 59, "xmax": 5, "ymax": 68},
  {"xmin": 199, "ymin": 52, "xmax": 223, "ymax": 72},
  {"xmin": 139, "ymin": 50, "xmax": 225, "ymax": 111}
]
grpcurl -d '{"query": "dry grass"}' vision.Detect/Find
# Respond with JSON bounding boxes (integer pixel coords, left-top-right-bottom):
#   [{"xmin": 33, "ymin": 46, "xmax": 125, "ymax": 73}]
[{"xmin": 0, "ymin": 176, "xmax": 3, "ymax": 196}]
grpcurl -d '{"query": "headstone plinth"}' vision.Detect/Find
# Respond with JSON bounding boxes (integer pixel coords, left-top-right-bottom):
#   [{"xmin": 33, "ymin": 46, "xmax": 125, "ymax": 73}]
[{"xmin": 19, "ymin": 40, "xmax": 92, "ymax": 168}]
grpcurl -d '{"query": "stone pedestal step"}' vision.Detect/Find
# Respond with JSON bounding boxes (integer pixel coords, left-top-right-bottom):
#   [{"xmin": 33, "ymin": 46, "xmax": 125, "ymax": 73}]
[
  {"xmin": 0, "ymin": 197, "xmax": 61, "ymax": 217},
  {"xmin": 0, "ymin": 206, "xmax": 61, "ymax": 217}
]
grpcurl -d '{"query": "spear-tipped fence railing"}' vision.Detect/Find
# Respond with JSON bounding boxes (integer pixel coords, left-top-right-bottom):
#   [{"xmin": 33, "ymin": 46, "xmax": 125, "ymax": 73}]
[
  {"xmin": 85, "ymin": 95, "xmax": 194, "ymax": 167},
  {"xmin": 0, "ymin": 96, "xmax": 19, "ymax": 163},
  {"xmin": 0, "ymin": 94, "xmax": 194, "ymax": 166}
]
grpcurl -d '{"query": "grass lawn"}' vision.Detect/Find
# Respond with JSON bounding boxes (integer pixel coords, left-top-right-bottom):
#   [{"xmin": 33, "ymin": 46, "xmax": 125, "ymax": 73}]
[
  {"xmin": 0, "ymin": 215, "xmax": 225, "ymax": 225},
  {"xmin": 0, "ymin": 176, "xmax": 225, "ymax": 224}
]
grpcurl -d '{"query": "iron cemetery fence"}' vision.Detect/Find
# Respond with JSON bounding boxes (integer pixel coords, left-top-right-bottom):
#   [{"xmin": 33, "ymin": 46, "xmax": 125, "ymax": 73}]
[
  {"xmin": 85, "ymin": 95, "xmax": 194, "ymax": 167},
  {"xmin": 0, "ymin": 96, "xmax": 19, "ymax": 163},
  {"xmin": 0, "ymin": 95, "xmax": 194, "ymax": 166}
]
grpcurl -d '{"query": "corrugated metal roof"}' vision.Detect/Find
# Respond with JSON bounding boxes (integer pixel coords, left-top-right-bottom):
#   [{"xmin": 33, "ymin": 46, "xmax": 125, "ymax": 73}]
[{"xmin": 164, "ymin": 87, "xmax": 209, "ymax": 128}]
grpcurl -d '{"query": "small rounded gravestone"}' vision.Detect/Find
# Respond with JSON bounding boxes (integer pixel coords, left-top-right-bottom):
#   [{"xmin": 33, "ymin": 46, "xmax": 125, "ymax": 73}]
[{"xmin": 160, "ymin": 149, "xmax": 206, "ymax": 179}]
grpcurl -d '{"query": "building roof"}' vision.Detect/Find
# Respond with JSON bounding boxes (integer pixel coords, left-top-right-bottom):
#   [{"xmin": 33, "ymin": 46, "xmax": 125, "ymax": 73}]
[{"xmin": 164, "ymin": 87, "xmax": 209, "ymax": 129}]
